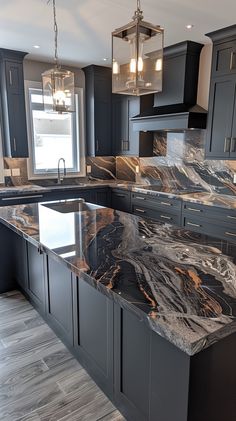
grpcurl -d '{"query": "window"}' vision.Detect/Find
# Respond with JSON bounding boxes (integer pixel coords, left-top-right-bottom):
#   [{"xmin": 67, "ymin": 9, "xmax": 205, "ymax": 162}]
[{"xmin": 25, "ymin": 81, "xmax": 85, "ymax": 179}]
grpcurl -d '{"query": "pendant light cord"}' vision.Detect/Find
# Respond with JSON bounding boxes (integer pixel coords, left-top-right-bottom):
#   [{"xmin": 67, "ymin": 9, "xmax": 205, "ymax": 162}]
[{"xmin": 47, "ymin": 0, "xmax": 59, "ymax": 67}]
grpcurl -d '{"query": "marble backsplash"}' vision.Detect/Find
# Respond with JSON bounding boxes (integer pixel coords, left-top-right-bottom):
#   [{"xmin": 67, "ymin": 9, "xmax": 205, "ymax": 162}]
[
  {"xmin": 116, "ymin": 130, "xmax": 236, "ymax": 196},
  {"xmin": 3, "ymin": 130, "xmax": 236, "ymax": 197}
]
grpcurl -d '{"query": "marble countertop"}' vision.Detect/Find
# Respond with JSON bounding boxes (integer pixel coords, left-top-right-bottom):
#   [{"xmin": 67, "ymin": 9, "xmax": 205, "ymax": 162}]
[
  {"xmin": 0, "ymin": 200, "xmax": 236, "ymax": 356},
  {"xmin": 1, "ymin": 181, "xmax": 236, "ymax": 210}
]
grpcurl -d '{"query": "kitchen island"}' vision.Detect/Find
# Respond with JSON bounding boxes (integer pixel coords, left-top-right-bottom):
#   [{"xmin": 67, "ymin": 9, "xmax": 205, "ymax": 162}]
[{"xmin": 0, "ymin": 200, "xmax": 236, "ymax": 421}]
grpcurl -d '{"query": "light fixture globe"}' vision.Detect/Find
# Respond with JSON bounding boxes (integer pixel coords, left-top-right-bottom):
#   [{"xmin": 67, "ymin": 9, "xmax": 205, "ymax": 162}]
[
  {"xmin": 42, "ymin": 67, "xmax": 75, "ymax": 113},
  {"xmin": 112, "ymin": 0, "xmax": 164, "ymax": 96}
]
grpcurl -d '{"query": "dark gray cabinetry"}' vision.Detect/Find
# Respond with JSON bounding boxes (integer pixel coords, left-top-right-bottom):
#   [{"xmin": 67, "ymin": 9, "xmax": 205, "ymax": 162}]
[
  {"xmin": 206, "ymin": 26, "xmax": 236, "ymax": 159},
  {"xmin": 131, "ymin": 192, "xmax": 182, "ymax": 225},
  {"xmin": 182, "ymin": 201, "xmax": 236, "ymax": 243},
  {"xmin": 0, "ymin": 223, "xmax": 18, "ymax": 293},
  {"xmin": 73, "ymin": 277, "xmax": 113, "ymax": 398},
  {"xmin": 13, "ymin": 233, "xmax": 28, "ymax": 291},
  {"xmin": 83, "ymin": 65, "xmax": 112, "ymax": 156},
  {"xmin": 27, "ymin": 242, "xmax": 46, "ymax": 314},
  {"xmin": 0, "ymin": 48, "xmax": 29, "ymax": 157},
  {"xmin": 91, "ymin": 187, "xmax": 111, "ymax": 207},
  {"xmin": 114, "ymin": 304, "xmax": 190, "ymax": 421},
  {"xmin": 111, "ymin": 189, "xmax": 131, "ymax": 213},
  {"xmin": 46, "ymin": 256, "xmax": 74, "ymax": 346},
  {"xmin": 112, "ymin": 94, "xmax": 153, "ymax": 156}
]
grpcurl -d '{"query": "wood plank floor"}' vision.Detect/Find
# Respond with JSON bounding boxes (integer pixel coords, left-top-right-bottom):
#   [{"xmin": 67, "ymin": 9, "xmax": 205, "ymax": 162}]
[{"xmin": 0, "ymin": 290, "xmax": 125, "ymax": 421}]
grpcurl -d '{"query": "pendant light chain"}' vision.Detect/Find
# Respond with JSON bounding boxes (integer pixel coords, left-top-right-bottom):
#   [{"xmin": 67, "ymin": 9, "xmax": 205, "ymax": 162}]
[{"xmin": 47, "ymin": 0, "xmax": 59, "ymax": 67}]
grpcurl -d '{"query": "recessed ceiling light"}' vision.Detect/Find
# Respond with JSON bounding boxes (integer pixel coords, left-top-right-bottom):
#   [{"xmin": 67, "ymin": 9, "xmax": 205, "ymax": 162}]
[
  {"xmin": 186, "ymin": 24, "xmax": 194, "ymax": 30},
  {"xmin": 33, "ymin": 45, "xmax": 40, "ymax": 49}
]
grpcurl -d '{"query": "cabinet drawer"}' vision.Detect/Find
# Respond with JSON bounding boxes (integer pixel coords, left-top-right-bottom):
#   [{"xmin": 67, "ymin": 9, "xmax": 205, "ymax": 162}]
[
  {"xmin": 132, "ymin": 205, "xmax": 181, "ymax": 226},
  {"xmin": 183, "ymin": 216, "xmax": 236, "ymax": 244},
  {"xmin": 183, "ymin": 201, "xmax": 236, "ymax": 225},
  {"xmin": 132, "ymin": 192, "xmax": 181, "ymax": 210}
]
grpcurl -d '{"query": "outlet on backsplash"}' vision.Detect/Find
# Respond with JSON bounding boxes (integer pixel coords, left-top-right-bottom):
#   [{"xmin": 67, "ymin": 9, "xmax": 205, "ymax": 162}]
[
  {"xmin": 86, "ymin": 165, "xmax": 92, "ymax": 174},
  {"xmin": 3, "ymin": 169, "xmax": 11, "ymax": 177},
  {"xmin": 233, "ymin": 174, "xmax": 236, "ymax": 184},
  {"xmin": 12, "ymin": 168, "xmax": 21, "ymax": 176},
  {"xmin": 135, "ymin": 165, "xmax": 140, "ymax": 174}
]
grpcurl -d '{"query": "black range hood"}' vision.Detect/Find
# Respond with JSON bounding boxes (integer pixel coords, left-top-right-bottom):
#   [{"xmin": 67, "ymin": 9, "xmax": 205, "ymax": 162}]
[{"xmin": 131, "ymin": 41, "xmax": 207, "ymax": 132}]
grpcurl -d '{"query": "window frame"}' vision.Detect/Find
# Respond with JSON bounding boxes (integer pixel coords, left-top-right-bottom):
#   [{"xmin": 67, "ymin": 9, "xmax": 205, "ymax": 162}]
[{"xmin": 25, "ymin": 80, "xmax": 86, "ymax": 180}]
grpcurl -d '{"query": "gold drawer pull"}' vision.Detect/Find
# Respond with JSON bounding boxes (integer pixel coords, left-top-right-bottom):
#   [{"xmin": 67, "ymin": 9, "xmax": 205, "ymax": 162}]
[
  {"xmin": 227, "ymin": 215, "xmax": 236, "ymax": 220},
  {"xmin": 187, "ymin": 222, "xmax": 201, "ymax": 228},
  {"xmin": 225, "ymin": 231, "xmax": 236, "ymax": 237},
  {"xmin": 136, "ymin": 196, "xmax": 146, "ymax": 200},
  {"xmin": 135, "ymin": 208, "xmax": 146, "ymax": 213}
]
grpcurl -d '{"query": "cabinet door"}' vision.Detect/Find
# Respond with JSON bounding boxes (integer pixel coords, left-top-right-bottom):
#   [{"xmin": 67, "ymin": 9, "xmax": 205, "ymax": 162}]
[
  {"xmin": 46, "ymin": 256, "xmax": 73, "ymax": 346},
  {"xmin": 205, "ymin": 77, "xmax": 236, "ymax": 158},
  {"xmin": 73, "ymin": 277, "xmax": 113, "ymax": 398},
  {"xmin": 114, "ymin": 305, "xmax": 151, "ymax": 421},
  {"xmin": 5, "ymin": 60, "xmax": 24, "ymax": 94},
  {"xmin": 95, "ymin": 99, "xmax": 112, "ymax": 155},
  {"xmin": 112, "ymin": 95, "xmax": 129, "ymax": 155},
  {"xmin": 211, "ymin": 41, "xmax": 236, "ymax": 77},
  {"xmin": 7, "ymin": 92, "xmax": 28, "ymax": 157},
  {"xmin": 230, "ymin": 94, "xmax": 236, "ymax": 158},
  {"xmin": 14, "ymin": 234, "xmax": 28, "ymax": 291},
  {"xmin": 27, "ymin": 243, "xmax": 46, "ymax": 313},
  {"xmin": 93, "ymin": 188, "xmax": 111, "ymax": 207},
  {"xmin": 111, "ymin": 189, "xmax": 131, "ymax": 213}
]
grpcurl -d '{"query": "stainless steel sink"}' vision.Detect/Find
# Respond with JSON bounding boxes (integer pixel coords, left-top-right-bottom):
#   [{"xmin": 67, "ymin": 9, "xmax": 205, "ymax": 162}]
[{"xmin": 43, "ymin": 199, "xmax": 104, "ymax": 213}]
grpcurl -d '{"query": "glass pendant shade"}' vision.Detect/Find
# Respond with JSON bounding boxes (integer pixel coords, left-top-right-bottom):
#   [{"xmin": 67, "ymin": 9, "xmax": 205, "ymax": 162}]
[
  {"xmin": 112, "ymin": 6, "xmax": 164, "ymax": 96},
  {"xmin": 42, "ymin": 67, "xmax": 75, "ymax": 113}
]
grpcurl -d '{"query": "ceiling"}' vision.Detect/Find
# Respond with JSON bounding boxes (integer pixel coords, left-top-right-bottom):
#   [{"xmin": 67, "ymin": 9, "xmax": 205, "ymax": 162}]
[{"xmin": 0, "ymin": 0, "xmax": 235, "ymax": 67}]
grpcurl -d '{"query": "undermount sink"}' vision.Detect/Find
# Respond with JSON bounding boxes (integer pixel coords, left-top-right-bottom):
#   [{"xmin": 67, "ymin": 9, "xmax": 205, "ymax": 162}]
[{"xmin": 43, "ymin": 199, "xmax": 104, "ymax": 214}]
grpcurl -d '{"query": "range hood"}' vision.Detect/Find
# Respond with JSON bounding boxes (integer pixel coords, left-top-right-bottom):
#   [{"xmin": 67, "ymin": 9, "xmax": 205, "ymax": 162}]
[{"xmin": 131, "ymin": 41, "xmax": 207, "ymax": 132}]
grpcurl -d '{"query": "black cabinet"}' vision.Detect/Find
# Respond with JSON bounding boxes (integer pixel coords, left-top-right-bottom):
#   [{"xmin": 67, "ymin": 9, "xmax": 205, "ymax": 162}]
[
  {"xmin": 111, "ymin": 189, "xmax": 131, "ymax": 213},
  {"xmin": 46, "ymin": 256, "xmax": 74, "ymax": 346},
  {"xmin": 83, "ymin": 65, "xmax": 112, "ymax": 156},
  {"xmin": 13, "ymin": 234, "xmax": 28, "ymax": 291},
  {"xmin": 0, "ymin": 223, "xmax": 18, "ymax": 293},
  {"xmin": 206, "ymin": 26, "xmax": 236, "ymax": 159},
  {"xmin": 73, "ymin": 277, "xmax": 113, "ymax": 398},
  {"xmin": 182, "ymin": 201, "xmax": 236, "ymax": 243},
  {"xmin": 0, "ymin": 48, "xmax": 29, "ymax": 157},
  {"xmin": 91, "ymin": 187, "xmax": 111, "ymax": 207},
  {"xmin": 131, "ymin": 192, "xmax": 182, "ymax": 226},
  {"xmin": 112, "ymin": 94, "xmax": 153, "ymax": 157},
  {"xmin": 27, "ymin": 242, "xmax": 46, "ymax": 314}
]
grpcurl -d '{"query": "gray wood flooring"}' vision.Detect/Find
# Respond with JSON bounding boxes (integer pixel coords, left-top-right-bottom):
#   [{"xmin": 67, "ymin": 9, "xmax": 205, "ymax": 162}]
[{"xmin": 0, "ymin": 290, "xmax": 125, "ymax": 421}]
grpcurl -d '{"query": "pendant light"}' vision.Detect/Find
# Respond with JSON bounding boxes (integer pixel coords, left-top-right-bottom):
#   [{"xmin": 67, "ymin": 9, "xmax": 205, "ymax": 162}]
[
  {"xmin": 112, "ymin": 0, "xmax": 164, "ymax": 96},
  {"xmin": 42, "ymin": 0, "xmax": 75, "ymax": 113}
]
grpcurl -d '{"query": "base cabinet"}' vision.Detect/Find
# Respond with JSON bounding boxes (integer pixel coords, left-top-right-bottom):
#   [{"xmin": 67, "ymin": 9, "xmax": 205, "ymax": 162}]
[
  {"xmin": 13, "ymin": 233, "xmax": 28, "ymax": 291},
  {"xmin": 46, "ymin": 256, "xmax": 74, "ymax": 346},
  {"xmin": 73, "ymin": 277, "xmax": 114, "ymax": 399},
  {"xmin": 27, "ymin": 242, "xmax": 46, "ymax": 314}
]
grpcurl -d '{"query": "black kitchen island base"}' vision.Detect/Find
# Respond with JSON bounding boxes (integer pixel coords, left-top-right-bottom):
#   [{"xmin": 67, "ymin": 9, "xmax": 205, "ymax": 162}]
[{"xmin": 0, "ymin": 226, "xmax": 235, "ymax": 421}]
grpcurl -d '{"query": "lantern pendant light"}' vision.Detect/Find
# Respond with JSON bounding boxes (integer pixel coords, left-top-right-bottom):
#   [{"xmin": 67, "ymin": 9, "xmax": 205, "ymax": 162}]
[
  {"xmin": 42, "ymin": 0, "xmax": 75, "ymax": 113},
  {"xmin": 112, "ymin": 0, "xmax": 164, "ymax": 96}
]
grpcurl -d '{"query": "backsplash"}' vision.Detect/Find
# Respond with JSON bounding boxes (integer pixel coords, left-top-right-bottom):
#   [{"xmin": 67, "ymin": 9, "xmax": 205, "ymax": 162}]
[
  {"xmin": 3, "ymin": 131, "xmax": 236, "ymax": 196},
  {"xmin": 116, "ymin": 130, "xmax": 236, "ymax": 196}
]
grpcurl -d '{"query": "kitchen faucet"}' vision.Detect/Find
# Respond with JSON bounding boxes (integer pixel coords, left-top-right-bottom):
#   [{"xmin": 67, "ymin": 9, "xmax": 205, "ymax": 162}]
[{"xmin": 57, "ymin": 158, "xmax": 66, "ymax": 184}]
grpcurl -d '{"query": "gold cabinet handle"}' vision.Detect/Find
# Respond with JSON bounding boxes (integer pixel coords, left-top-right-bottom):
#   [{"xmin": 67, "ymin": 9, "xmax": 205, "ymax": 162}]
[
  {"xmin": 224, "ymin": 137, "xmax": 231, "ymax": 153},
  {"xmin": 135, "ymin": 208, "xmax": 146, "ymax": 213},
  {"xmin": 160, "ymin": 215, "xmax": 172, "ymax": 220},
  {"xmin": 227, "ymin": 215, "xmax": 236, "ymax": 220},
  {"xmin": 160, "ymin": 201, "xmax": 171, "ymax": 206},
  {"xmin": 187, "ymin": 207, "xmax": 202, "ymax": 212},
  {"xmin": 230, "ymin": 51, "xmax": 235, "ymax": 70}
]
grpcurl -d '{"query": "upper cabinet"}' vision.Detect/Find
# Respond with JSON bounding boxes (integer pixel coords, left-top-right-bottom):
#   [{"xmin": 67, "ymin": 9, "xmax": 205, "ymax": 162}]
[
  {"xmin": 83, "ymin": 65, "xmax": 112, "ymax": 156},
  {"xmin": 206, "ymin": 25, "xmax": 236, "ymax": 159},
  {"xmin": 0, "ymin": 48, "xmax": 29, "ymax": 158},
  {"xmin": 112, "ymin": 94, "xmax": 153, "ymax": 157}
]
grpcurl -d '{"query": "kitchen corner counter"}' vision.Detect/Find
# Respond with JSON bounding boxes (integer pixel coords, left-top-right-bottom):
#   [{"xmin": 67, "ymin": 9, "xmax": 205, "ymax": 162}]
[{"xmin": 0, "ymin": 200, "xmax": 236, "ymax": 356}]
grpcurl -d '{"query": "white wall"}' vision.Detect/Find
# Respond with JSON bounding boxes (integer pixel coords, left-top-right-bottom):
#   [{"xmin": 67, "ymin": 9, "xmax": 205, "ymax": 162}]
[{"xmin": 197, "ymin": 43, "xmax": 213, "ymax": 110}]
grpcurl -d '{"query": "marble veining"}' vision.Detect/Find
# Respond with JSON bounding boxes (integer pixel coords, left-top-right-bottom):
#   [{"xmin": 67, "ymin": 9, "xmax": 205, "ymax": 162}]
[{"xmin": 1, "ymin": 201, "xmax": 236, "ymax": 356}]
